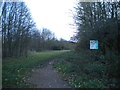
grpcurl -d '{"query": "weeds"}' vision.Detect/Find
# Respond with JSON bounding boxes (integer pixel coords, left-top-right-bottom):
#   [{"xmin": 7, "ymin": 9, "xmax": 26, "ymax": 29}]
[
  {"xmin": 2, "ymin": 50, "xmax": 69, "ymax": 88},
  {"xmin": 53, "ymin": 50, "xmax": 119, "ymax": 88}
]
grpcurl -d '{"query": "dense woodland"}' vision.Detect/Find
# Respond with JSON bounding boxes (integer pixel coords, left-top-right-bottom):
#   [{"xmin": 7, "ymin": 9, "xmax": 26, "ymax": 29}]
[
  {"xmin": 72, "ymin": 1, "xmax": 120, "ymax": 88},
  {"xmin": 2, "ymin": 2, "xmax": 74, "ymax": 58},
  {"xmin": 74, "ymin": 2, "xmax": 120, "ymax": 53}
]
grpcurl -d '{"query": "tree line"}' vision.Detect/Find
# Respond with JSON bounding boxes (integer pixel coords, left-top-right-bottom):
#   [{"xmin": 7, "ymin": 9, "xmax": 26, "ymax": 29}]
[
  {"xmin": 73, "ymin": 1, "xmax": 120, "ymax": 87},
  {"xmin": 74, "ymin": 1, "xmax": 120, "ymax": 53},
  {"xmin": 2, "ymin": 2, "xmax": 74, "ymax": 58},
  {"xmin": 30, "ymin": 28, "xmax": 74, "ymax": 52}
]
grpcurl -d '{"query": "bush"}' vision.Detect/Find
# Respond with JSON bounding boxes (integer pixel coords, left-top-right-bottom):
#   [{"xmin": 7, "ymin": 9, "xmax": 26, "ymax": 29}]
[
  {"xmin": 84, "ymin": 62, "xmax": 106, "ymax": 78},
  {"xmin": 53, "ymin": 50, "xmax": 119, "ymax": 88}
]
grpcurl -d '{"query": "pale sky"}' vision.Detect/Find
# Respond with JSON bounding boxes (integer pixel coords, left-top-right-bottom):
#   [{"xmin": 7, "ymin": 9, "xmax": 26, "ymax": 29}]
[{"xmin": 25, "ymin": 0, "xmax": 77, "ymax": 41}]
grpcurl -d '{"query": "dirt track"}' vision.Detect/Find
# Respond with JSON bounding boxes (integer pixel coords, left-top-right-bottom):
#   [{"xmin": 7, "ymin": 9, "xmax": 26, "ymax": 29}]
[{"xmin": 27, "ymin": 60, "xmax": 71, "ymax": 88}]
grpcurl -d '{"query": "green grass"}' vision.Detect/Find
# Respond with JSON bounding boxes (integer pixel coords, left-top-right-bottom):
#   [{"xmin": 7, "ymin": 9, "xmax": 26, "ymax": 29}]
[
  {"xmin": 2, "ymin": 50, "xmax": 69, "ymax": 88},
  {"xmin": 53, "ymin": 50, "xmax": 109, "ymax": 88}
]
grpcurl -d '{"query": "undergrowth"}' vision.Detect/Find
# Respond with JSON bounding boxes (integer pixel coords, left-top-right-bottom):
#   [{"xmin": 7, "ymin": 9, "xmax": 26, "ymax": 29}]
[{"xmin": 53, "ymin": 50, "xmax": 120, "ymax": 88}]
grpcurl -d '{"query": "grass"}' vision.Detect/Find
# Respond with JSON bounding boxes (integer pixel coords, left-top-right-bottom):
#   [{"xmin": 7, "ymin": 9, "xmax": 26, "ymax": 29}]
[
  {"xmin": 53, "ymin": 50, "xmax": 110, "ymax": 88},
  {"xmin": 2, "ymin": 50, "xmax": 69, "ymax": 88}
]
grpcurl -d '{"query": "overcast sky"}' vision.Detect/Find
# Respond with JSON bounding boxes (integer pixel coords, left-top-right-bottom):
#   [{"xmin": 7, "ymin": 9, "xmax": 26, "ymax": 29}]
[{"xmin": 25, "ymin": 0, "xmax": 77, "ymax": 41}]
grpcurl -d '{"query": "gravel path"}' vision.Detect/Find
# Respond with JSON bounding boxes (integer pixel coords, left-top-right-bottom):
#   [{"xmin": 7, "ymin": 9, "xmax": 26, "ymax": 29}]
[{"xmin": 27, "ymin": 60, "xmax": 71, "ymax": 88}]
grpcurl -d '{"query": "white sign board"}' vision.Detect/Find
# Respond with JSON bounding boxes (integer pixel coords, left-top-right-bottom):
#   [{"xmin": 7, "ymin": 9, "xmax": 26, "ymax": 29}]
[{"xmin": 90, "ymin": 40, "xmax": 98, "ymax": 49}]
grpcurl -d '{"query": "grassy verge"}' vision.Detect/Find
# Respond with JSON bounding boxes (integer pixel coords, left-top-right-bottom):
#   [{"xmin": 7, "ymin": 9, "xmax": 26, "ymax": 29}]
[
  {"xmin": 53, "ymin": 50, "xmax": 116, "ymax": 88},
  {"xmin": 2, "ymin": 50, "xmax": 69, "ymax": 88}
]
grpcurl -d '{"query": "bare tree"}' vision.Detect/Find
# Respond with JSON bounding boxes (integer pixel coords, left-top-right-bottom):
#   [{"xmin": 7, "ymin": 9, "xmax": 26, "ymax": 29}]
[{"xmin": 2, "ymin": 2, "xmax": 35, "ymax": 58}]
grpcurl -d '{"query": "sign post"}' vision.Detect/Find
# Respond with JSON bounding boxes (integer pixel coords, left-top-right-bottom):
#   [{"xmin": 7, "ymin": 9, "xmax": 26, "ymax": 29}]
[{"xmin": 90, "ymin": 40, "xmax": 98, "ymax": 50}]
